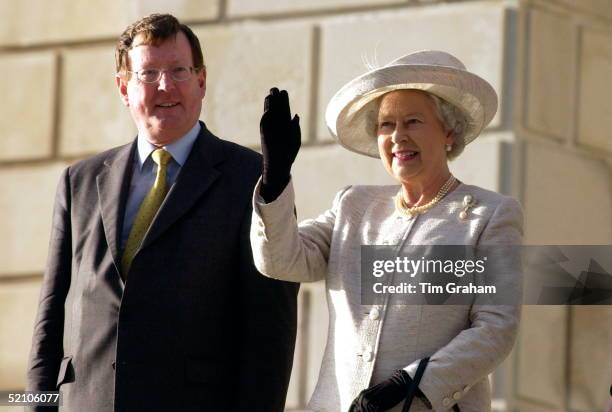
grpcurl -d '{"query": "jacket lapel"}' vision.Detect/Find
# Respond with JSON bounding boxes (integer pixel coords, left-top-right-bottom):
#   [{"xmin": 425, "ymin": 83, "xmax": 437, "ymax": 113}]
[
  {"xmin": 140, "ymin": 124, "xmax": 223, "ymax": 250},
  {"xmin": 96, "ymin": 142, "xmax": 136, "ymax": 275}
]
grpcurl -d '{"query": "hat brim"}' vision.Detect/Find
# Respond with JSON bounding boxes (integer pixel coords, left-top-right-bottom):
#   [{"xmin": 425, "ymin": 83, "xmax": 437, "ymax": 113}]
[{"xmin": 325, "ymin": 64, "xmax": 498, "ymax": 158}]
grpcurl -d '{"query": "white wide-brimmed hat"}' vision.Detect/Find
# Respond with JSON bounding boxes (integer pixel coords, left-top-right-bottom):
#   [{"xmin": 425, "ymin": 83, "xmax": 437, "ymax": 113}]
[{"xmin": 325, "ymin": 50, "xmax": 498, "ymax": 158}]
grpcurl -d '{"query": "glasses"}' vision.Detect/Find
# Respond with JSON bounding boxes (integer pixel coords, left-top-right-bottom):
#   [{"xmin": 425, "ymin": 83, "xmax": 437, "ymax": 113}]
[{"xmin": 127, "ymin": 66, "xmax": 201, "ymax": 83}]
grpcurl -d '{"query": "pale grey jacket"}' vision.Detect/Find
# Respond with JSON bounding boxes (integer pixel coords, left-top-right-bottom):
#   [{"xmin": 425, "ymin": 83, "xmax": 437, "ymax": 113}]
[{"xmin": 251, "ymin": 179, "xmax": 523, "ymax": 412}]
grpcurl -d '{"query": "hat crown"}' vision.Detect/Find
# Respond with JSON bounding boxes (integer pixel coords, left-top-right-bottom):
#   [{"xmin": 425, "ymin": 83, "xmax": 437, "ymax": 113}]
[{"xmin": 385, "ymin": 50, "xmax": 466, "ymax": 71}]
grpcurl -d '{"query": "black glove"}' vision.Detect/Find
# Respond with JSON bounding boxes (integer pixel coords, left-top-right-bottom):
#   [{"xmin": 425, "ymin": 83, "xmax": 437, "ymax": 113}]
[
  {"xmin": 259, "ymin": 87, "xmax": 301, "ymax": 203},
  {"xmin": 349, "ymin": 370, "xmax": 430, "ymax": 412}
]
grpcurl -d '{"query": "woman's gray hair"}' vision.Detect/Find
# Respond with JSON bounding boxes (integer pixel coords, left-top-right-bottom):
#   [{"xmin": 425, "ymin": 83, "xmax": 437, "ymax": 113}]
[
  {"xmin": 427, "ymin": 93, "xmax": 468, "ymax": 160},
  {"xmin": 367, "ymin": 90, "xmax": 469, "ymax": 160}
]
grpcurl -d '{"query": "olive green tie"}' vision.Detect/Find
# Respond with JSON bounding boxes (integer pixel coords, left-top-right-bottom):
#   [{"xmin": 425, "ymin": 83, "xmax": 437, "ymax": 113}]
[{"xmin": 121, "ymin": 149, "xmax": 173, "ymax": 277}]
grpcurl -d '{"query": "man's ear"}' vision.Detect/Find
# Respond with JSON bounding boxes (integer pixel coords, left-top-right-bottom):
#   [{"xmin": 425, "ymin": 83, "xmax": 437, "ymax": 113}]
[
  {"xmin": 116, "ymin": 74, "xmax": 130, "ymax": 107},
  {"xmin": 199, "ymin": 68, "xmax": 207, "ymax": 98}
]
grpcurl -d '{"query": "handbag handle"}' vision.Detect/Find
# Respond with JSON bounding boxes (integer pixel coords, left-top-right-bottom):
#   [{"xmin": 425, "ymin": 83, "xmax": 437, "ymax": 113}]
[{"xmin": 401, "ymin": 357, "xmax": 461, "ymax": 412}]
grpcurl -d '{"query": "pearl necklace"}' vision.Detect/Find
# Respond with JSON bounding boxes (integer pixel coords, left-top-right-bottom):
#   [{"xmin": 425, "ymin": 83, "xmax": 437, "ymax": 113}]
[{"xmin": 394, "ymin": 175, "xmax": 457, "ymax": 217}]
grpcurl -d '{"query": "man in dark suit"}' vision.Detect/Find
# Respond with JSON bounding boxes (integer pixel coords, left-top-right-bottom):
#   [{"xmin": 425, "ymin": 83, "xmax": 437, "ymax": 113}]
[{"xmin": 26, "ymin": 13, "xmax": 298, "ymax": 412}]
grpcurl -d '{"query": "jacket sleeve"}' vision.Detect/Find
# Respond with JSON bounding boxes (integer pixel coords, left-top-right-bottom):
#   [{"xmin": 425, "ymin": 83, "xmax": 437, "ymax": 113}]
[
  {"xmin": 236, "ymin": 185, "xmax": 299, "ymax": 412},
  {"xmin": 250, "ymin": 177, "xmax": 348, "ymax": 283},
  {"xmin": 404, "ymin": 197, "xmax": 523, "ymax": 411},
  {"xmin": 26, "ymin": 168, "xmax": 73, "ymax": 411}
]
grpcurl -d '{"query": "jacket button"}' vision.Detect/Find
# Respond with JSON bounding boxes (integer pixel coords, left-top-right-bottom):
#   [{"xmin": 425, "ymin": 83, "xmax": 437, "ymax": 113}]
[
  {"xmin": 362, "ymin": 350, "xmax": 373, "ymax": 362},
  {"xmin": 453, "ymin": 391, "xmax": 461, "ymax": 400},
  {"xmin": 463, "ymin": 385, "xmax": 470, "ymax": 393},
  {"xmin": 369, "ymin": 307, "xmax": 380, "ymax": 320},
  {"xmin": 442, "ymin": 398, "xmax": 451, "ymax": 406}
]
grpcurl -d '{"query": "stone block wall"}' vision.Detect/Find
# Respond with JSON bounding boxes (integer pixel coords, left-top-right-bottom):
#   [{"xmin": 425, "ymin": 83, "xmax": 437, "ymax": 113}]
[
  {"xmin": 2, "ymin": 0, "xmax": 610, "ymax": 410},
  {"xmin": 514, "ymin": 1, "xmax": 612, "ymax": 411}
]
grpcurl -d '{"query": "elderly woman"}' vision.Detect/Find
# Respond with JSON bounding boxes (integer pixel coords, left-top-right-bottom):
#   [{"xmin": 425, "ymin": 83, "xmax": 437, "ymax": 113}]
[{"xmin": 252, "ymin": 51, "xmax": 522, "ymax": 412}]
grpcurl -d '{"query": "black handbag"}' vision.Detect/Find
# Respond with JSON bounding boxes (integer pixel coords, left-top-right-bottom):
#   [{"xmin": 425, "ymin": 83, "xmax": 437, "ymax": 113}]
[{"xmin": 401, "ymin": 357, "xmax": 460, "ymax": 412}]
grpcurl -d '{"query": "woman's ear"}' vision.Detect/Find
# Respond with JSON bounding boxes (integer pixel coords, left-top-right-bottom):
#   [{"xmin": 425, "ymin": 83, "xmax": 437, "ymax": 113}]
[{"xmin": 445, "ymin": 129, "xmax": 455, "ymax": 146}]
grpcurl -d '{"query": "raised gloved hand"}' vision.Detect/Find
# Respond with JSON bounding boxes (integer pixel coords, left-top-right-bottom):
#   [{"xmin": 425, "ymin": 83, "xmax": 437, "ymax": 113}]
[
  {"xmin": 259, "ymin": 87, "xmax": 301, "ymax": 203},
  {"xmin": 349, "ymin": 369, "xmax": 430, "ymax": 412}
]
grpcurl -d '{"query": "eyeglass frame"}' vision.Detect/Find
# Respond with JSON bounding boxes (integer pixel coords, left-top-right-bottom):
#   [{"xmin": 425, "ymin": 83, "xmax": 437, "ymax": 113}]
[{"xmin": 121, "ymin": 65, "xmax": 204, "ymax": 84}]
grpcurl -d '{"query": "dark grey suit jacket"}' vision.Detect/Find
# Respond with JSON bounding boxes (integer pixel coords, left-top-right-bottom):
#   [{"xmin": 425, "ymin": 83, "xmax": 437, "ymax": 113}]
[{"xmin": 26, "ymin": 123, "xmax": 299, "ymax": 412}]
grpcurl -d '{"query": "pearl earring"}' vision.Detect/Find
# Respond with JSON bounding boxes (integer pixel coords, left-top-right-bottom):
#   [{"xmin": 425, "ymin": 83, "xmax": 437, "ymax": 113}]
[{"xmin": 445, "ymin": 144, "xmax": 452, "ymax": 152}]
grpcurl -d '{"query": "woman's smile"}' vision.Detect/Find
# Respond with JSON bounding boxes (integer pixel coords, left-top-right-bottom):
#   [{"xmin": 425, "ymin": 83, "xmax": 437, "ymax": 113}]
[{"xmin": 392, "ymin": 150, "xmax": 420, "ymax": 162}]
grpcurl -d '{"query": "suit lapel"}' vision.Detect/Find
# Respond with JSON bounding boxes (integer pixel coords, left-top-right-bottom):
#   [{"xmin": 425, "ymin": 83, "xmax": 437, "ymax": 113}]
[
  {"xmin": 140, "ymin": 124, "xmax": 224, "ymax": 250},
  {"xmin": 96, "ymin": 142, "xmax": 136, "ymax": 275}
]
